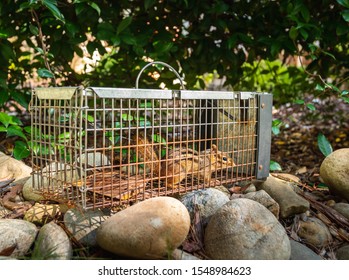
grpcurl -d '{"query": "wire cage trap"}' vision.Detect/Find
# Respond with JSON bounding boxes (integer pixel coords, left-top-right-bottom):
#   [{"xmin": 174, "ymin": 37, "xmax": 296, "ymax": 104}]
[{"xmin": 30, "ymin": 62, "xmax": 272, "ymax": 209}]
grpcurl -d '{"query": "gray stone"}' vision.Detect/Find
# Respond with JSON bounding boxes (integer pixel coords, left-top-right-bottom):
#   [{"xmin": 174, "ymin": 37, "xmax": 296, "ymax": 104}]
[
  {"xmin": 0, "ymin": 219, "xmax": 38, "ymax": 257},
  {"xmin": 97, "ymin": 197, "xmax": 190, "ymax": 259},
  {"xmin": 320, "ymin": 148, "xmax": 349, "ymax": 201},
  {"xmin": 171, "ymin": 249, "xmax": 201, "ymax": 260},
  {"xmin": 204, "ymin": 198, "xmax": 291, "ymax": 260},
  {"xmin": 297, "ymin": 217, "xmax": 333, "ymax": 248},
  {"xmin": 333, "ymin": 203, "xmax": 349, "ymax": 220},
  {"xmin": 35, "ymin": 221, "xmax": 73, "ymax": 260},
  {"xmin": 243, "ymin": 189, "xmax": 280, "ymax": 219},
  {"xmin": 180, "ymin": 188, "xmax": 229, "ymax": 227},
  {"xmin": 289, "ymin": 240, "xmax": 322, "ymax": 260},
  {"xmin": 256, "ymin": 175, "xmax": 309, "ymax": 218},
  {"xmin": 64, "ymin": 208, "xmax": 109, "ymax": 247},
  {"xmin": 336, "ymin": 244, "xmax": 349, "ymax": 260}
]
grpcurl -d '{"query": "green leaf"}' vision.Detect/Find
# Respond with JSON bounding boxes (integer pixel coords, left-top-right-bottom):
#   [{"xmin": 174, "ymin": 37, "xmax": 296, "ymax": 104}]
[
  {"xmin": 13, "ymin": 141, "xmax": 30, "ymax": 160},
  {"xmin": 315, "ymin": 84, "xmax": 324, "ymax": 91},
  {"xmin": 337, "ymin": 0, "xmax": 349, "ymax": 8},
  {"xmin": 306, "ymin": 103, "xmax": 316, "ymax": 111},
  {"xmin": 341, "ymin": 90, "xmax": 349, "ymax": 96},
  {"xmin": 317, "ymin": 133, "xmax": 333, "ymax": 157},
  {"xmin": 342, "ymin": 96, "xmax": 349, "ymax": 103},
  {"xmin": 289, "ymin": 26, "xmax": 298, "ymax": 40},
  {"xmin": 294, "ymin": 99, "xmax": 305, "ymax": 104},
  {"xmin": 37, "ymin": 68, "xmax": 55, "ymax": 78},
  {"xmin": 117, "ymin": 17, "xmax": 133, "ymax": 35},
  {"xmin": 7, "ymin": 125, "xmax": 27, "ymax": 140},
  {"xmin": 342, "ymin": 10, "xmax": 349, "ymax": 22},
  {"xmin": 42, "ymin": 0, "xmax": 65, "ymax": 23},
  {"xmin": 29, "ymin": 24, "xmax": 39, "ymax": 35},
  {"xmin": 88, "ymin": 2, "xmax": 101, "ymax": 15},
  {"xmin": 270, "ymin": 160, "xmax": 282, "ymax": 171},
  {"xmin": 0, "ymin": 112, "xmax": 11, "ymax": 127}
]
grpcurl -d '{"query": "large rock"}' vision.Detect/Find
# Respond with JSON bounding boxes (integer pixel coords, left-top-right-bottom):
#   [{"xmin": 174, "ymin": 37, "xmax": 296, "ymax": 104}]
[
  {"xmin": 0, "ymin": 219, "xmax": 38, "ymax": 258},
  {"xmin": 204, "ymin": 198, "xmax": 291, "ymax": 260},
  {"xmin": 96, "ymin": 196, "xmax": 190, "ymax": 259},
  {"xmin": 0, "ymin": 152, "xmax": 32, "ymax": 181},
  {"xmin": 320, "ymin": 148, "xmax": 349, "ymax": 201},
  {"xmin": 256, "ymin": 175, "xmax": 309, "ymax": 218},
  {"xmin": 180, "ymin": 188, "xmax": 229, "ymax": 227},
  {"xmin": 336, "ymin": 244, "xmax": 349, "ymax": 260},
  {"xmin": 24, "ymin": 203, "xmax": 63, "ymax": 225},
  {"xmin": 35, "ymin": 221, "xmax": 73, "ymax": 260}
]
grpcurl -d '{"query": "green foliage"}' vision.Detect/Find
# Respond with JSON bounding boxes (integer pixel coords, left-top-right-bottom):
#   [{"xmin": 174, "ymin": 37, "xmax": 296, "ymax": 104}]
[
  {"xmin": 270, "ymin": 160, "xmax": 282, "ymax": 171},
  {"xmin": 1, "ymin": 0, "xmax": 348, "ymax": 108},
  {"xmin": 0, "ymin": 112, "xmax": 30, "ymax": 160},
  {"xmin": 317, "ymin": 133, "xmax": 333, "ymax": 157}
]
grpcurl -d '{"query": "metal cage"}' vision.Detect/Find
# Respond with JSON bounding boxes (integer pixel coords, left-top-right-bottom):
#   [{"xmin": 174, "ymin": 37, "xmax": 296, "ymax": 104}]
[{"xmin": 30, "ymin": 66, "xmax": 272, "ymax": 210}]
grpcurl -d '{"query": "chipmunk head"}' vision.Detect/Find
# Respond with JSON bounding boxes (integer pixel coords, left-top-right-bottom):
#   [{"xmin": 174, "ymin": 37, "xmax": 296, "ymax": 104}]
[{"xmin": 211, "ymin": 144, "xmax": 235, "ymax": 168}]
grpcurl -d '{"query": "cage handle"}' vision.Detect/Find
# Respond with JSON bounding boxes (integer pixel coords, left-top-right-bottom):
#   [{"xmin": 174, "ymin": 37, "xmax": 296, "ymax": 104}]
[{"xmin": 135, "ymin": 61, "xmax": 185, "ymax": 89}]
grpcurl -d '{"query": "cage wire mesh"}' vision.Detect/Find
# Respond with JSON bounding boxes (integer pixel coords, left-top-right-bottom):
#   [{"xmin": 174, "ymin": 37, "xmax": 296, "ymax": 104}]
[{"xmin": 30, "ymin": 63, "xmax": 272, "ymax": 210}]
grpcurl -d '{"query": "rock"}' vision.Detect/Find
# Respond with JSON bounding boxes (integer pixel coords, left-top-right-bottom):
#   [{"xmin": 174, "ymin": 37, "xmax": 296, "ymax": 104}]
[
  {"xmin": 243, "ymin": 189, "xmax": 280, "ymax": 219},
  {"xmin": 77, "ymin": 152, "xmax": 111, "ymax": 168},
  {"xmin": 297, "ymin": 217, "xmax": 333, "ymax": 248},
  {"xmin": 256, "ymin": 175, "xmax": 309, "ymax": 218},
  {"xmin": 64, "ymin": 208, "xmax": 109, "ymax": 247},
  {"xmin": 171, "ymin": 249, "xmax": 201, "ymax": 260},
  {"xmin": 0, "ymin": 219, "xmax": 38, "ymax": 258},
  {"xmin": 96, "ymin": 196, "xmax": 190, "ymax": 259},
  {"xmin": 289, "ymin": 240, "xmax": 322, "ymax": 260},
  {"xmin": 204, "ymin": 198, "xmax": 291, "ymax": 260},
  {"xmin": 24, "ymin": 203, "xmax": 62, "ymax": 225},
  {"xmin": 320, "ymin": 148, "xmax": 349, "ymax": 201},
  {"xmin": 0, "ymin": 152, "xmax": 32, "ymax": 181},
  {"xmin": 22, "ymin": 163, "xmax": 80, "ymax": 202},
  {"xmin": 22, "ymin": 177, "xmax": 45, "ymax": 202},
  {"xmin": 35, "ymin": 221, "xmax": 72, "ymax": 260},
  {"xmin": 336, "ymin": 243, "xmax": 349, "ymax": 260},
  {"xmin": 333, "ymin": 203, "xmax": 349, "ymax": 220},
  {"xmin": 242, "ymin": 183, "xmax": 257, "ymax": 194},
  {"xmin": 180, "ymin": 188, "xmax": 229, "ymax": 227}
]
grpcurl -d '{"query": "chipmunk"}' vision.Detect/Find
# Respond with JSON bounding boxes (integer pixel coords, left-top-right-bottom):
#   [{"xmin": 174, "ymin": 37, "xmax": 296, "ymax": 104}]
[{"xmin": 161, "ymin": 144, "xmax": 235, "ymax": 189}]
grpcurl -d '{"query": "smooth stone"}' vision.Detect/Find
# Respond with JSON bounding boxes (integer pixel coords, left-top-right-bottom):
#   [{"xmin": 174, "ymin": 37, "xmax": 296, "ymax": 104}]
[
  {"xmin": 96, "ymin": 197, "xmax": 190, "ymax": 259},
  {"xmin": 204, "ymin": 198, "xmax": 291, "ymax": 260},
  {"xmin": 180, "ymin": 188, "xmax": 229, "ymax": 227},
  {"xmin": 256, "ymin": 174, "xmax": 309, "ymax": 218},
  {"xmin": 77, "ymin": 152, "xmax": 111, "ymax": 167},
  {"xmin": 336, "ymin": 244, "xmax": 349, "ymax": 260},
  {"xmin": 35, "ymin": 221, "xmax": 72, "ymax": 260},
  {"xmin": 22, "ymin": 177, "xmax": 45, "ymax": 202},
  {"xmin": 0, "ymin": 152, "xmax": 32, "ymax": 181},
  {"xmin": 24, "ymin": 203, "xmax": 62, "ymax": 225},
  {"xmin": 243, "ymin": 189, "xmax": 280, "ymax": 219},
  {"xmin": 320, "ymin": 148, "xmax": 349, "ymax": 201},
  {"xmin": 333, "ymin": 203, "xmax": 349, "ymax": 220},
  {"xmin": 64, "ymin": 208, "xmax": 109, "ymax": 247},
  {"xmin": 297, "ymin": 217, "xmax": 333, "ymax": 248},
  {"xmin": 0, "ymin": 219, "xmax": 38, "ymax": 258},
  {"xmin": 289, "ymin": 240, "xmax": 322, "ymax": 260}
]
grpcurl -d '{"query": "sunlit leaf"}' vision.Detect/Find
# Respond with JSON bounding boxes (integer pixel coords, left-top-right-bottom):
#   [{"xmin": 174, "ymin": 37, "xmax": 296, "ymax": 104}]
[
  {"xmin": 37, "ymin": 68, "xmax": 54, "ymax": 78},
  {"xmin": 13, "ymin": 141, "xmax": 30, "ymax": 160},
  {"xmin": 270, "ymin": 160, "xmax": 282, "ymax": 171},
  {"xmin": 317, "ymin": 133, "xmax": 333, "ymax": 157}
]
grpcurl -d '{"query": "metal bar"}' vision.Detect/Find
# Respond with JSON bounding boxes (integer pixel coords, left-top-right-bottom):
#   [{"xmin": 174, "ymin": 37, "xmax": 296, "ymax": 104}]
[
  {"xmin": 86, "ymin": 87, "xmax": 173, "ymax": 99},
  {"xmin": 256, "ymin": 93, "xmax": 273, "ymax": 180}
]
